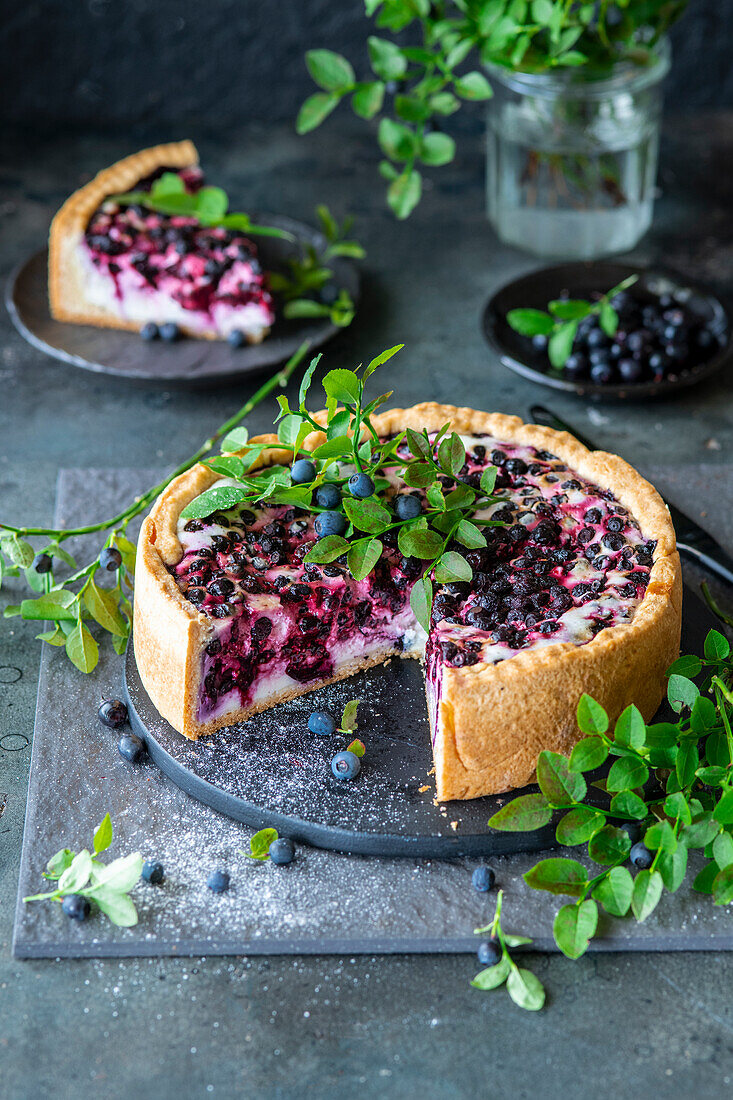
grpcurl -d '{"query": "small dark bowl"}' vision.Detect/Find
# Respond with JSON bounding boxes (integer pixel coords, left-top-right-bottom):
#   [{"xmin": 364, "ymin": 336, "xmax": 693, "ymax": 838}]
[{"xmin": 482, "ymin": 261, "xmax": 731, "ymax": 401}]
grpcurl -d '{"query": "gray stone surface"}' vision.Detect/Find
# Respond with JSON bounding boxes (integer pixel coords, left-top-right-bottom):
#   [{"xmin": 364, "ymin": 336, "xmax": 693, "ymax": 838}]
[{"xmin": 3, "ymin": 120, "xmax": 733, "ymax": 1097}]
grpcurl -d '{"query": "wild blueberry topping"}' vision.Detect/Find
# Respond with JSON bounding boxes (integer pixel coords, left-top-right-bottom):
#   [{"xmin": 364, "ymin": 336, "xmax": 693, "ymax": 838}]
[
  {"xmin": 395, "ymin": 494, "xmax": 422, "ymax": 521},
  {"xmin": 348, "ymin": 473, "xmax": 375, "ymax": 498}
]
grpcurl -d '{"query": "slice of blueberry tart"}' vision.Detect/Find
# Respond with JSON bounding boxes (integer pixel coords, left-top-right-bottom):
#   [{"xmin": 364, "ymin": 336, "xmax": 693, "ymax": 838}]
[
  {"xmin": 133, "ymin": 404, "xmax": 681, "ymax": 801},
  {"xmin": 49, "ymin": 141, "xmax": 274, "ymax": 343}
]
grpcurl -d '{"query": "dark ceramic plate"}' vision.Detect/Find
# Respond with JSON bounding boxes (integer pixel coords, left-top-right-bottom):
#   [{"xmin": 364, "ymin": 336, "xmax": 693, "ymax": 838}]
[
  {"xmin": 5, "ymin": 215, "xmax": 360, "ymax": 386},
  {"xmin": 124, "ymin": 584, "xmax": 713, "ymax": 858},
  {"xmin": 482, "ymin": 262, "xmax": 731, "ymax": 400}
]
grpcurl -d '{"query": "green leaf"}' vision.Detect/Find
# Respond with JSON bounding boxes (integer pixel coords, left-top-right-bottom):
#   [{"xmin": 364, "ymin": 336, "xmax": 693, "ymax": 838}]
[
  {"xmin": 7, "ymin": 535, "xmax": 34, "ymax": 568},
  {"xmin": 430, "ymin": 91, "xmax": 460, "ymax": 115},
  {"xmin": 437, "ymin": 433, "xmax": 465, "ymax": 478},
  {"xmin": 387, "ymin": 169, "xmax": 422, "ymax": 219},
  {"xmin": 599, "ymin": 300, "xmax": 619, "ymax": 337},
  {"xmin": 284, "ymin": 299, "xmax": 331, "ymax": 320},
  {"xmin": 614, "ymin": 704, "xmax": 646, "ymax": 750},
  {"xmin": 666, "ymin": 654, "xmax": 702, "ymax": 678},
  {"xmin": 480, "ymin": 467, "xmax": 497, "ymax": 495},
  {"xmin": 555, "ymin": 806, "xmax": 604, "ymax": 846},
  {"xmin": 364, "ymin": 344, "xmax": 404, "ymax": 380},
  {"xmin": 664, "ymin": 792, "xmax": 692, "ymax": 824},
  {"xmin": 92, "ymin": 852, "xmax": 142, "ymax": 893},
  {"xmin": 454, "ymin": 70, "xmax": 493, "ymax": 100},
  {"xmin": 419, "ymin": 131, "xmax": 455, "ymax": 167},
  {"xmin": 83, "ymin": 581, "xmax": 128, "ymax": 637},
  {"xmin": 65, "ymin": 620, "xmax": 99, "ymax": 674},
  {"xmin": 681, "ymin": 812, "xmax": 720, "ymax": 848},
  {"xmin": 433, "ymin": 552, "xmax": 472, "ymax": 584},
  {"xmin": 348, "ymin": 538, "xmax": 382, "ymax": 581},
  {"xmin": 206, "ymin": 455, "xmax": 245, "ymax": 479},
  {"xmin": 576, "ymin": 694, "xmax": 609, "ymax": 735},
  {"xmin": 690, "ymin": 695, "xmax": 717, "ymax": 733},
  {"xmin": 606, "ymin": 756, "xmax": 649, "ymax": 793},
  {"xmin": 296, "ymin": 92, "xmax": 341, "ymax": 134},
  {"xmin": 398, "ymin": 526, "xmax": 443, "ymax": 559},
  {"xmin": 656, "ymin": 845, "xmax": 688, "ymax": 893},
  {"xmin": 676, "ymin": 740, "xmax": 699, "ymax": 788},
  {"xmin": 343, "ymin": 497, "xmax": 391, "ymax": 534},
  {"xmin": 367, "ymin": 35, "xmax": 407, "ymax": 80},
  {"xmin": 322, "ymin": 368, "xmax": 360, "ymax": 405},
  {"xmin": 548, "ymin": 299, "xmax": 591, "ymax": 321},
  {"xmin": 667, "ymin": 674, "xmax": 700, "ymax": 713},
  {"xmin": 713, "ymin": 831, "xmax": 733, "ymax": 869},
  {"xmin": 312, "ymin": 437, "xmax": 354, "ymax": 461},
  {"xmin": 454, "ymin": 520, "xmax": 486, "ymax": 550},
  {"xmin": 181, "ymin": 485, "xmax": 252, "ymax": 519},
  {"xmin": 379, "ymin": 118, "xmax": 415, "ymax": 162},
  {"xmin": 523, "ymin": 857, "xmax": 588, "ymax": 897},
  {"xmin": 471, "ymin": 955, "xmax": 510, "ymax": 990},
  {"xmin": 693, "ymin": 860, "xmax": 719, "ymax": 895},
  {"xmin": 488, "ymin": 792, "xmax": 552, "ymax": 833},
  {"xmin": 36, "ymin": 625, "xmax": 67, "ymax": 647},
  {"xmin": 506, "ymin": 967, "xmax": 545, "ymax": 1011},
  {"xmin": 406, "ymin": 428, "xmax": 431, "ymax": 459},
  {"xmin": 609, "ymin": 790, "xmax": 648, "ymax": 820},
  {"xmin": 502, "ymin": 933, "xmax": 533, "ymax": 948},
  {"xmin": 592, "ymin": 866, "xmax": 633, "ymax": 916},
  {"xmin": 45, "ymin": 848, "xmax": 74, "ymax": 879},
  {"xmin": 91, "ymin": 887, "xmax": 138, "ymax": 927},
  {"xmin": 401, "ymin": 462, "xmax": 435, "ymax": 488},
  {"xmin": 506, "ymin": 308, "xmax": 554, "ymax": 337},
  {"xmin": 346, "ymin": 738, "xmax": 365, "ymax": 758},
  {"xmin": 568, "ymin": 736, "xmax": 609, "ymax": 773},
  {"xmin": 631, "ymin": 869, "xmax": 663, "ymax": 922},
  {"xmin": 548, "ymin": 322, "xmax": 578, "ymax": 369},
  {"xmin": 19, "ymin": 590, "xmax": 77, "ymax": 622},
  {"xmin": 588, "ymin": 825, "xmax": 632, "ymax": 866},
  {"xmin": 352, "ymin": 81, "xmax": 385, "ymax": 119},
  {"xmin": 645, "ymin": 819, "xmax": 677, "ymax": 853},
  {"xmin": 58, "ymin": 849, "xmax": 93, "ymax": 894},
  {"xmin": 306, "ymin": 49, "xmax": 354, "ymax": 91},
  {"xmin": 409, "ymin": 575, "xmax": 432, "ymax": 633},
  {"xmin": 220, "ymin": 426, "xmax": 250, "ymax": 453},
  {"xmin": 553, "ymin": 899, "xmax": 598, "ymax": 959},
  {"xmin": 341, "ymin": 698, "xmax": 360, "ymax": 731},
  {"xmin": 705, "ymin": 629, "xmax": 730, "ymax": 661},
  {"xmin": 304, "ymin": 535, "xmax": 350, "ymax": 564},
  {"xmin": 713, "ymin": 864, "xmax": 733, "ymax": 905},
  {"xmin": 250, "ymin": 827, "xmax": 278, "ymax": 861},
  {"xmin": 536, "ymin": 750, "xmax": 587, "ymax": 807},
  {"xmin": 93, "ymin": 813, "xmax": 113, "ymax": 855},
  {"xmin": 714, "ymin": 789, "xmax": 733, "ymax": 825}
]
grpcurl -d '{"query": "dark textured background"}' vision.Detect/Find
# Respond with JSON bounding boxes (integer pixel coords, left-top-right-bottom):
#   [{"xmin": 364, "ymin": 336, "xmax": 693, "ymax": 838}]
[{"xmin": 3, "ymin": 0, "xmax": 733, "ymax": 137}]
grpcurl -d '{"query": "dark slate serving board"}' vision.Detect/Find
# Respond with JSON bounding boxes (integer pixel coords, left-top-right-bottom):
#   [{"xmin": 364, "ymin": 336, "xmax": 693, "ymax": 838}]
[
  {"xmin": 5, "ymin": 216, "xmax": 359, "ymax": 386},
  {"xmin": 12, "ymin": 467, "xmax": 733, "ymax": 958}
]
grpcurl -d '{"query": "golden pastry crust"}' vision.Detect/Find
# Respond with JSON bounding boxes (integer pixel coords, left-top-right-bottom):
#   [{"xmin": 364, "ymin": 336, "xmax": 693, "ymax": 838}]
[
  {"xmin": 47, "ymin": 141, "xmax": 267, "ymax": 344},
  {"xmin": 133, "ymin": 403, "xmax": 682, "ymax": 801}
]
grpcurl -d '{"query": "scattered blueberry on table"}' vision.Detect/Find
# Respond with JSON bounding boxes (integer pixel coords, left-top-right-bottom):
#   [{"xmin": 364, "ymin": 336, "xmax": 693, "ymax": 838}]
[
  {"xmin": 117, "ymin": 731, "xmax": 146, "ymax": 763},
  {"xmin": 207, "ymin": 869, "xmax": 230, "ymax": 894},
  {"xmin": 471, "ymin": 866, "xmax": 496, "ymax": 893},
  {"xmin": 159, "ymin": 322, "xmax": 181, "ymax": 342},
  {"xmin": 477, "ymin": 938, "xmax": 502, "ymax": 967},
  {"xmin": 269, "ymin": 838, "xmax": 296, "ymax": 865},
  {"xmin": 307, "ymin": 710, "xmax": 336, "ymax": 736},
  {"xmin": 227, "ymin": 328, "xmax": 247, "ymax": 348},
  {"xmin": 98, "ymin": 698, "xmax": 128, "ymax": 729},
  {"xmin": 62, "ymin": 894, "xmax": 91, "ymax": 921},
  {"xmin": 142, "ymin": 859, "xmax": 165, "ymax": 884},
  {"xmin": 140, "ymin": 321, "xmax": 159, "ymax": 341},
  {"xmin": 331, "ymin": 749, "xmax": 361, "ymax": 780}
]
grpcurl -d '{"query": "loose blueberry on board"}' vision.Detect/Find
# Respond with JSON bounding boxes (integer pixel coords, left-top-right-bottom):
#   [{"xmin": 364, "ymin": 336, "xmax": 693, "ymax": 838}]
[
  {"xmin": 207, "ymin": 870, "xmax": 230, "ymax": 894},
  {"xmin": 269, "ymin": 838, "xmax": 296, "ymax": 865},
  {"xmin": 394, "ymin": 494, "xmax": 422, "ymax": 521},
  {"xmin": 32, "ymin": 552, "xmax": 53, "ymax": 574},
  {"xmin": 141, "ymin": 322, "xmax": 159, "ymax": 341},
  {"xmin": 291, "ymin": 459, "xmax": 317, "ymax": 484},
  {"xmin": 142, "ymin": 860, "xmax": 165, "ymax": 884},
  {"xmin": 159, "ymin": 322, "xmax": 181, "ymax": 342},
  {"xmin": 62, "ymin": 894, "xmax": 91, "ymax": 922},
  {"xmin": 308, "ymin": 710, "xmax": 336, "ymax": 736},
  {"xmin": 227, "ymin": 329, "xmax": 246, "ymax": 349},
  {"xmin": 99, "ymin": 547, "xmax": 123, "ymax": 572},
  {"xmin": 331, "ymin": 750, "xmax": 361, "ymax": 780},
  {"xmin": 316, "ymin": 483, "xmax": 341, "ymax": 510},
  {"xmin": 477, "ymin": 938, "xmax": 502, "ymax": 967},
  {"xmin": 348, "ymin": 473, "xmax": 375, "ymax": 499},
  {"xmin": 471, "ymin": 866, "xmax": 496, "ymax": 893},
  {"xmin": 118, "ymin": 731, "xmax": 146, "ymax": 764},
  {"xmin": 629, "ymin": 842, "xmax": 653, "ymax": 869},
  {"xmin": 98, "ymin": 698, "xmax": 128, "ymax": 729},
  {"xmin": 314, "ymin": 510, "xmax": 346, "ymax": 538}
]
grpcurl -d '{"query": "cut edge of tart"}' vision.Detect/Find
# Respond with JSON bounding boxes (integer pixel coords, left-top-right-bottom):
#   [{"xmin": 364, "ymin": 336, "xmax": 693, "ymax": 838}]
[
  {"xmin": 133, "ymin": 404, "xmax": 682, "ymax": 801},
  {"xmin": 48, "ymin": 141, "xmax": 274, "ymax": 344}
]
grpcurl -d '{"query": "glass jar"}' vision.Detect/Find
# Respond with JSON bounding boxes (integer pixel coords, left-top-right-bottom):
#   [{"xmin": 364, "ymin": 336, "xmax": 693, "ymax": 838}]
[{"xmin": 486, "ymin": 40, "xmax": 670, "ymax": 259}]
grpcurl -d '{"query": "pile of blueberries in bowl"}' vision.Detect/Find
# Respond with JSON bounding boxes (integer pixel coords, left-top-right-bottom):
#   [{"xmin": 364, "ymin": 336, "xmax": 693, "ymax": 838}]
[{"xmin": 550, "ymin": 285, "xmax": 727, "ymax": 387}]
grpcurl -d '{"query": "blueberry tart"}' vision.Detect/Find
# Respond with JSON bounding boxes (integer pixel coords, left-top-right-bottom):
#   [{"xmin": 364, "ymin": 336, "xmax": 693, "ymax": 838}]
[
  {"xmin": 49, "ymin": 141, "xmax": 274, "ymax": 343},
  {"xmin": 133, "ymin": 405, "xmax": 681, "ymax": 800}
]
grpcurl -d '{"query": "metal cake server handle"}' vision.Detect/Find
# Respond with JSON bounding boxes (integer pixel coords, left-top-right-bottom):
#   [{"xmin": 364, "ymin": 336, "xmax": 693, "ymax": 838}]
[{"xmin": 529, "ymin": 404, "xmax": 733, "ymax": 589}]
